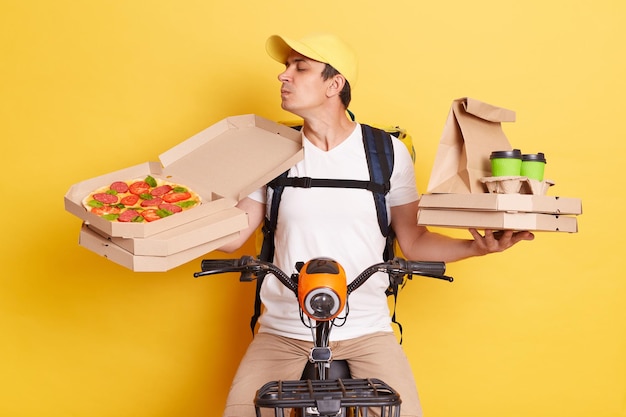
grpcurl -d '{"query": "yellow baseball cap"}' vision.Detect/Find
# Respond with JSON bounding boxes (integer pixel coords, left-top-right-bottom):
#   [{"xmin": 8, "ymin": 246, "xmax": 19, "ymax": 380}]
[{"xmin": 265, "ymin": 33, "xmax": 358, "ymax": 87}]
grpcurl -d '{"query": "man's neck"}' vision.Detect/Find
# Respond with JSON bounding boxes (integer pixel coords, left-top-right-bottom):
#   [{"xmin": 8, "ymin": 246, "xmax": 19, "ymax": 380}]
[{"xmin": 301, "ymin": 112, "xmax": 356, "ymax": 151}]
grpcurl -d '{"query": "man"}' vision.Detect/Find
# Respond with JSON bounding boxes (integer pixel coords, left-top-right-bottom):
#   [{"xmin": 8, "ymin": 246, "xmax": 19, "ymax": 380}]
[{"xmin": 218, "ymin": 33, "xmax": 534, "ymax": 417}]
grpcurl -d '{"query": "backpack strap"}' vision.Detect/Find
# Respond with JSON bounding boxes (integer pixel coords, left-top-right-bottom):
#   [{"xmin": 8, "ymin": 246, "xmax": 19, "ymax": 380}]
[
  {"xmin": 249, "ymin": 171, "xmax": 289, "ymax": 335},
  {"xmin": 362, "ymin": 125, "xmax": 408, "ymax": 341},
  {"xmin": 386, "ymin": 273, "xmax": 407, "ymax": 343},
  {"xmin": 269, "ymin": 176, "xmax": 389, "ymax": 194},
  {"xmin": 361, "ymin": 124, "xmax": 394, "ymax": 239},
  {"xmin": 259, "ymin": 170, "xmax": 289, "ymax": 263},
  {"xmin": 361, "ymin": 124, "xmax": 396, "ymax": 262}
]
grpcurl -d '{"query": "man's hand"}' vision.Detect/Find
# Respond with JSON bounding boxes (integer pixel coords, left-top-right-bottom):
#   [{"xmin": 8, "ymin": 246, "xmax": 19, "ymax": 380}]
[{"xmin": 468, "ymin": 228, "xmax": 535, "ymax": 256}]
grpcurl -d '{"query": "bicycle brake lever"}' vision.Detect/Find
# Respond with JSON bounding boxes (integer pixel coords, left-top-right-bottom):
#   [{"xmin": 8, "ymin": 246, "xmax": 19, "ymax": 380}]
[
  {"xmin": 240, "ymin": 270, "xmax": 257, "ymax": 282},
  {"xmin": 418, "ymin": 273, "xmax": 454, "ymax": 282}
]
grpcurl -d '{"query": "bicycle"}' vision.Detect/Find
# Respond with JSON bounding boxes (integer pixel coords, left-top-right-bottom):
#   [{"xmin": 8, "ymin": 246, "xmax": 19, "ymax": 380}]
[{"xmin": 194, "ymin": 256, "xmax": 453, "ymax": 417}]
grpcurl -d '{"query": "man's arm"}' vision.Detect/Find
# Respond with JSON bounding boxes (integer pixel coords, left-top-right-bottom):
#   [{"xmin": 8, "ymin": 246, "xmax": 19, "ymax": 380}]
[
  {"xmin": 218, "ymin": 197, "xmax": 265, "ymax": 253},
  {"xmin": 391, "ymin": 200, "xmax": 534, "ymax": 262}
]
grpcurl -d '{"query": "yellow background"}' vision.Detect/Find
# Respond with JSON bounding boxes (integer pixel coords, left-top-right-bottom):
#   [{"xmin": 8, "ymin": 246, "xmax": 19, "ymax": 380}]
[{"xmin": 1, "ymin": 1, "xmax": 624, "ymax": 416}]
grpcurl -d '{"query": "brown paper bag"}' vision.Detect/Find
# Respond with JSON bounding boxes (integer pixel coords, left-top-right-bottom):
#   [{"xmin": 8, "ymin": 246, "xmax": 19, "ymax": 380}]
[{"xmin": 427, "ymin": 97, "xmax": 516, "ymax": 194}]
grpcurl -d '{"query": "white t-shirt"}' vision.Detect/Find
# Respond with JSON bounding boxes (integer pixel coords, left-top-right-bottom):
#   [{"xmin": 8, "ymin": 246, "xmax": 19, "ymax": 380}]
[{"xmin": 249, "ymin": 123, "xmax": 419, "ymax": 341}]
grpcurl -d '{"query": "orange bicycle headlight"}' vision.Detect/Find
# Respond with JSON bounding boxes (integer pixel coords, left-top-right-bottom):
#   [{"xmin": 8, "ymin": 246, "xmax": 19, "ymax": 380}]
[{"xmin": 298, "ymin": 258, "xmax": 347, "ymax": 321}]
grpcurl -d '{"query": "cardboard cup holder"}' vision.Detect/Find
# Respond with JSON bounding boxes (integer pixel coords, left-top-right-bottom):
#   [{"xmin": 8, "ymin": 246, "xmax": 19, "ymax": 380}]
[
  {"xmin": 480, "ymin": 176, "xmax": 555, "ymax": 195},
  {"xmin": 524, "ymin": 178, "xmax": 555, "ymax": 195}
]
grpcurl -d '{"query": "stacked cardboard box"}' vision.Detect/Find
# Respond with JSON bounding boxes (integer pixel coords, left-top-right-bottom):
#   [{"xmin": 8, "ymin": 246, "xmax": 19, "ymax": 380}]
[
  {"xmin": 418, "ymin": 193, "xmax": 582, "ymax": 232},
  {"xmin": 64, "ymin": 114, "xmax": 303, "ymax": 271},
  {"xmin": 416, "ymin": 98, "xmax": 582, "ymax": 233}
]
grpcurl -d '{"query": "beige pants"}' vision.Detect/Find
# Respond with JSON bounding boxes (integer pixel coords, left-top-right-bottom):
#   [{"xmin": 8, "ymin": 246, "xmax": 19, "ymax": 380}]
[{"xmin": 223, "ymin": 331, "xmax": 423, "ymax": 417}]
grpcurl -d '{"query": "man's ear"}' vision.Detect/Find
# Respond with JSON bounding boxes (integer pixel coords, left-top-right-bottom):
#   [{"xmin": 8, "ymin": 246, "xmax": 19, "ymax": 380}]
[{"xmin": 326, "ymin": 74, "xmax": 346, "ymax": 98}]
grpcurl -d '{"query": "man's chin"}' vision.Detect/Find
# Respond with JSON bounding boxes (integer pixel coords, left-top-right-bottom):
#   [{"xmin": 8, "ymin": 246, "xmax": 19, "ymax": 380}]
[{"xmin": 281, "ymin": 103, "xmax": 301, "ymax": 116}]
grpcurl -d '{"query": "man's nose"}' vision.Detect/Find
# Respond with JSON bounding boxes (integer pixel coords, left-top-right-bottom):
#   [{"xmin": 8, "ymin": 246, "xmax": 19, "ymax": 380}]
[{"xmin": 278, "ymin": 66, "xmax": 292, "ymax": 82}]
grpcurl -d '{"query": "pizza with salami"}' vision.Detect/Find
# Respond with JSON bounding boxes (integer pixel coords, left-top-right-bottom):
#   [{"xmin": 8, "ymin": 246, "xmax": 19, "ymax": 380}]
[{"xmin": 83, "ymin": 175, "xmax": 201, "ymax": 222}]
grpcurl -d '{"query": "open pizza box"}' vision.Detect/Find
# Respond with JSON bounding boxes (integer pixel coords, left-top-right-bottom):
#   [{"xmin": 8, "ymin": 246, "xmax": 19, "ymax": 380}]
[
  {"xmin": 65, "ymin": 114, "xmax": 303, "ymax": 271},
  {"xmin": 65, "ymin": 114, "xmax": 302, "ymax": 239},
  {"xmin": 418, "ymin": 97, "xmax": 582, "ymax": 232}
]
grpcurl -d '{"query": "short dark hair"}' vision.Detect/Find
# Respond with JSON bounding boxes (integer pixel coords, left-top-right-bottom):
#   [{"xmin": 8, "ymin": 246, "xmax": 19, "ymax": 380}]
[{"xmin": 322, "ymin": 64, "xmax": 351, "ymax": 108}]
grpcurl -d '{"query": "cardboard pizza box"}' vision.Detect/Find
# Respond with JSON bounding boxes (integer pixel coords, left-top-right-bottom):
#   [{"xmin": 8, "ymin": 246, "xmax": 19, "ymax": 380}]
[
  {"xmin": 86, "ymin": 207, "xmax": 247, "ymax": 257},
  {"xmin": 419, "ymin": 193, "xmax": 582, "ymax": 215},
  {"xmin": 78, "ymin": 223, "xmax": 240, "ymax": 272},
  {"xmin": 417, "ymin": 208, "xmax": 578, "ymax": 233},
  {"xmin": 65, "ymin": 114, "xmax": 303, "ymax": 238}
]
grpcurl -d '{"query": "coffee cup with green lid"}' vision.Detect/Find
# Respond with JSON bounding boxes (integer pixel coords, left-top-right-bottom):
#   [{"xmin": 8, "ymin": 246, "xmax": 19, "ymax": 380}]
[
  {"xmin": 490, "ymin": 149, "xmax": 522, "ymax": 177},
  {"xmin": 521, "ymin": 153, "xmax": 547, "ymax": 181}
]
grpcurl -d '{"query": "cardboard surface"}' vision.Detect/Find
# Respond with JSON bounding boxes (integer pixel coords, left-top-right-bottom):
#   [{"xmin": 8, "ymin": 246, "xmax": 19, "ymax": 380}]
[
  {"xmin": 427, "ymin": 98, "xmax": 516, "ymax": 194},
  {"xmin": 480, "ymin": 176, "xmax": 556, "ymax": 196},
  {"xmin": 78, "ymin": 224, "xmax": 240, "ymax": 272},
  {"xmin": 419, "ymin": 193, "xmax": 582, "ymax": 215},
  {"xmin": 65, "ymin": 114, "xmax": 302, "ymax": 238},
  {"xmin": 417, "ymin": 209, "xmax": 578, "ymax": 232},
  {"xmin": 88, "ymin": 207, "xmax": 247, "ymax": 256}
]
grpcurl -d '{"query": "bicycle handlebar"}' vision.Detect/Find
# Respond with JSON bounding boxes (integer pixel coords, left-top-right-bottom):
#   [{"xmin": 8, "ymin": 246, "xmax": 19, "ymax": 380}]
[
  {"xmin": 194, "ymin": 256, "xmax": 452, "ymax": 295},
  {"xmin": 346, "ymin": 258, "xmax": 451, "ymax": 294},
  {"xmin": 195, "ymin": 255, "xmax": 298, "ymax": 293}
]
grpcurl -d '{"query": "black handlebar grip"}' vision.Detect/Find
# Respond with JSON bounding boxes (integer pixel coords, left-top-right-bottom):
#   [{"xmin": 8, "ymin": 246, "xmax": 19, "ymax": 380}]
[
  {"xmin": 402, "ymin": 260, "xmax": 446, "ymax": 277},
  {"xmin": 200, "ymin": 259, "xmax": 240, "ymax": 272}
]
